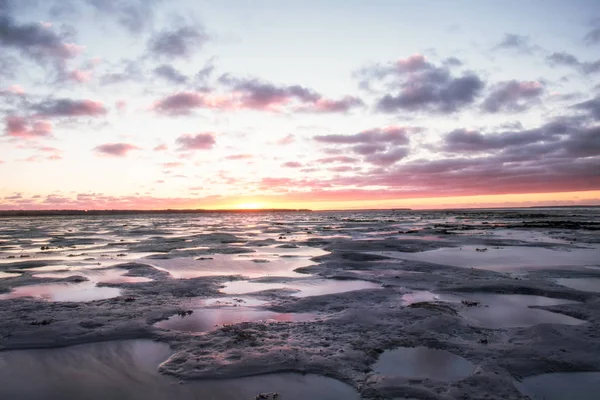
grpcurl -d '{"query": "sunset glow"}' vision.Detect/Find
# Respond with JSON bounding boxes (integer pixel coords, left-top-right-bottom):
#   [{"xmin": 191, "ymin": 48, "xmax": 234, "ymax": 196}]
[{"xmin": 0, "ymin": 1, "xmax": 599, "ymax": 210}]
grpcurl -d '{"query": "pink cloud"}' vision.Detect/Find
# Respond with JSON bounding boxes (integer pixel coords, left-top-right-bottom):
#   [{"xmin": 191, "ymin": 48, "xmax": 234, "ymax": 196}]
[
  {"xmin": 153, "ymin": 144, "xmax": 168, "ymax": 151},
  {"xmin": 94, "ymin": 143, "xmax": 140, "ymax": 157},
  {"xmin": 160, "ymin": 162, "xmax": 183, "ymax": 168},
  {"xmin": 69, "ymin": 69, "xmax": 92, "ymax": 83},
  {"xmin": 300, "ymin": 96, "xmax": 364, "ymax": 113},
  {"xmin": 4, "ymin": 116, "xmax": 52, "ymax": 138},
  {"xmin": 116, "ymin": 100, "xmax": 127, "ymax": 111},
  {"xmin": 176, "ymin": 133, "xmax": 216, "ymax": 151},
  {"xmin": 316, "ymin": 156, "xmax": 357, "ymax": 164},
  {"xmin": 396, "ymin": 53, "xmax": 429, "ymax": 73},
  {"xmin": 282, "ymin": 161, "xmax": 302, "ymax": 168},
  {"xmin": 225, "ymin": 154, "xmax": 253, "ymax": 160},
  {"xmin": 276, "ymin": 134, "xmax": 295, "ymax": 145},
  {"xmin": 0, "ymin": 84, "xmax": 24, "ymax": 95},
  {"xmin": 153, "ymin": 92, "xmax": 234, "ymax": 115}
]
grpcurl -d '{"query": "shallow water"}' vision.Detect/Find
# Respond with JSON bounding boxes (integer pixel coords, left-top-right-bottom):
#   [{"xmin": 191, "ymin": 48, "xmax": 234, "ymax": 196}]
[
  {"xmin": 556, "ymin": 278, "xmax": 600, "ymax": 293},
  {"xmin": 377, "ymin": 246, "xmax": 600, "ymax": 271},
  {"xmin": 517, "ymin": 372, "xmax": 600, "ymax": 400},
  {"xmin": 155, "ymin": 308, "xmax": 316, "ymax": 332},
  {"xmin": 458, "ymin": 293, "xmax": 584, "ymax": 328},
  {"xmin": 221, "ymin": 278, "xmax": 381, "ymax": 297},
  {"xmin": 0, "ymin": 340, "xmax": 360, "ymax": 400},
  {"xmin": 0, "ymin": 281, "xmax": 121, "ymax": 302},
  {"xmin": 373, "ymin": 346, "xmax": 474, "ymax": 381}
]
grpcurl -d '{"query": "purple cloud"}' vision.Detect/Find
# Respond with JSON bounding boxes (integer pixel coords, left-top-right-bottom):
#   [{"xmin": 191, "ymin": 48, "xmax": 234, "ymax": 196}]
[
  {"xmin": 148, "ymin": 26, "xmax": 208, "ymax": 59},
  {"xmin": 94, "ymin": 143, "xmax": 140, "ymax": 157},
  {"xmin": 482, "ymin": 80, "xmax": 544, "ymax": 113},
  {"xmin": 34, "ymin": 98, "xmax": 107, "ymax": 117},
  {"xmin": 153, "ymin": 64, "xmax": 188, "ymax": 84},
  {"xmin": 176, "ymin": 132, "xmax": 216, "ymax": 151}
]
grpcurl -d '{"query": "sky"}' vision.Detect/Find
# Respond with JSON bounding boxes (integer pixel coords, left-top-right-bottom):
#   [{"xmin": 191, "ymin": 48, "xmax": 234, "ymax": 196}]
[{"xmin": 0, "ymin": 0, "xmax": 599, "ymax": 210}]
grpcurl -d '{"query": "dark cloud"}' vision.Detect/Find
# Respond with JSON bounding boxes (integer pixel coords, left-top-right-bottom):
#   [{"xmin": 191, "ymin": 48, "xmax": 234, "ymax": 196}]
[
  {"xmin": 315, "ymin": 126, "xmax": 411, "ymax": 167},
  {"xmin": 176, "ymin": 132, "xmax": 216, "ymax": 151},
  {"xmin": 100, "ymin": 59, "xmax": 143, "ymax": 85},
  {"xmin": 94, "ymin": 143, "xmax": 140, "ymax": 157},
  {"xmin": 314, "ymin": 126, "xmax": 409, "ymax": 145},
  {"xmin": 443, "ymin": 117, "xmax": 600, "ymax": 161},
  {"xmin": 153, "ymin": 64, "xmax": 188, "ymax": 84},
  {"xmin": 148, "ymin": 26, "xmax": 208, "ymax": 59},
  {"xmin": 584, "ymin": 27, "xmax": 600, "ymax": 45},
  {"xmin": 365, "ymin": 148, "xmax": 409, "ymax": 166},
  {"xmin": 33, "ymin": 98, "xmax": 107, "ymax": 117},
  {"xmin": 481, "ymin": 80, "xmax": 544, "ymax": 113},
  {"xmin": 376, "ymin": 72, "xmax": 484, "ymax": 113},
  {"xmin": 87, "ymin": 0, "xmax": 161, "ymax": 34},
  {"xmin": 0, "ymin": 13, "xmax": 80, "ymax": 67},
  {"xmin": 574, "ymin": 96, "xmax": 600, "ymax": 120},
  {"xmin": 546, "ymin": 51, "xmax": 600, "ymax": 75}
]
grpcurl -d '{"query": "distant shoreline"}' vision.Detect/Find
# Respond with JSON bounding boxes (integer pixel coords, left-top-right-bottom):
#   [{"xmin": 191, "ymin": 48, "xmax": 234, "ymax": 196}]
[{"xmin": 0, "ymin": 205, "xmax": 599, "ymax": 217}]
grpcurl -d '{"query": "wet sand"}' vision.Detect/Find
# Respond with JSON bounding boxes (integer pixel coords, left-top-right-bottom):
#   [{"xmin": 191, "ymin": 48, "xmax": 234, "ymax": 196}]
[{"xmin": 0, "ymin": 208, "xmax": 599, "ymax": 399}]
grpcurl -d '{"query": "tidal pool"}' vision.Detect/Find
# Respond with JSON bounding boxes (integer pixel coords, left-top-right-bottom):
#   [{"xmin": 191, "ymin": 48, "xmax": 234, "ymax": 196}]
[
  {"xmin": 556, "ymin": 278, "xmax": 600, "ymax": 293},
  {"xmin": 155, "ymin": 307, "xmax": 316, "ymax": 332},
  {"xmin": 373, "ymin": 346, "xmax": 474, "ymax": 381},
  {"xmin": 221, "ymin": 278, "xmax": 381, "ymax": 297},
  {"xmin": 0, "ymin": 281, "xmax": 121, "ymax": 302},
  {"xmin": 517, "ymin": 372, "xmax": 600, "ymax": 400},
  {"xmin": 0, "ymin": 340, "xmax": 360, "ymax": 400},
  {"xmin": 457, "ymin": 293, "xmax": 584, "ymax": 328}
]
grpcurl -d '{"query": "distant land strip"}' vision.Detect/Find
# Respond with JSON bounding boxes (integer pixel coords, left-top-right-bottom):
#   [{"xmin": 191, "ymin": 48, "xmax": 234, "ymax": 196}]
[{"xmin": 0, "ymin": 209, "xmax": 313, "ymax": 217}]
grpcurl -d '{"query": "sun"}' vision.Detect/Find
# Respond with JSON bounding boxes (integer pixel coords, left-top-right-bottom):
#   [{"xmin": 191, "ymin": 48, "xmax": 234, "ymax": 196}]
[{"xmin": 235, "ymin": 202, "xmax": 264, "ymax": 210}]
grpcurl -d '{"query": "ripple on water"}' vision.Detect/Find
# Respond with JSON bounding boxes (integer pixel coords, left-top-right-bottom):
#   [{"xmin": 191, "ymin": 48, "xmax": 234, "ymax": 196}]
[
  {"xmin": 517, "ymin": 372, "xmax": 600, "ymax": 400},
  {"xmin": 373, "ymin": 346, "xmax": 475, "ymax": 381},
  {"xmin": 0, "ymin": 340, "xmax": 360, "ymax": 400}
]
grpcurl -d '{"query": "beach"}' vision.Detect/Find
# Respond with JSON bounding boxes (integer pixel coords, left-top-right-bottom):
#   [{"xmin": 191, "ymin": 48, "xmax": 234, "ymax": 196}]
[{"xmin": 1, "ymin": 208, "xmax": 599, "ymax": 399}]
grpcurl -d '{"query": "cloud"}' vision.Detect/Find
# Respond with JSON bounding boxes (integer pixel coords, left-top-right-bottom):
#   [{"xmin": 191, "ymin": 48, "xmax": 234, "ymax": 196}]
[
  {"xmin": 275, "ymin": 134, "xmax": 295, "ymax": 145},
  {"xmin": 68, "ymin": 68, "xmax": 92, "ymax": 82},
  {"xmin": 574, "ymin": 96, "xmax": 600, "ymax": 120},
  {"xmin": 546, "ymin": 51, "xmax": 600, "ymax": 74},
  {"xmin": 315, "ymin": 126, "xmax": 412, "ymax": 166},
  {"xmin": 0, "ymin": 13, "xmax": 81, "ymax": 64},
  {"xmin": 175, "ymin": 132, "xmax": 216, "ymax": 151},
  {"xmin": 224, "ymin": 153, "xmax": 253, "ymax": 160},
  {"xmin": 360, "ymin": 54, "xmax": 484, "ymax": 114},
  {"xmin": 33, "ymin": 98, "xmax": 107, "ymax": 117},
  {"xmin": 4, "ymin": 116, "xmax": 52, "ymax": 138},
  {"xmin": 153, "ymin": 91, "xmax": 232, "ymax": 115},
  {"xmin": 148, "ymin": 26, "xmax": 208, "ymax": 59},
  {"xmin": 493, "ymin": 33, "xmax": 539, "ymax": 54},
  {"xmin": 94, "ymin": 142, "xmax": 140, "ymax": 157},
  {"xmin": 153, "ymin": 64, "xmax": 188, "ymax": 84},
  {"xmin": 584, "ymin": 27, "xmax": 600, "ymax": 45},
  {"xmin": 481, "ymin": 80, "xmax": 544, "ymax": 113},
  {"xmin": 86, "ymin": 0, "xmax": 161, "ymax": 34},
  {"xmin": 153, "ymin": 143, "xmax": 167, "ymax": 151},
  {"xmin": 282, "ymin": 161, "xmax": 302, "ymax": 168},
  {"xmin": 314, "ymin": 126, "xmax": 410, "ymax": 145},
  {"xmin": 301, "ymin": 96, "xmax": 364, "ymax": 113},
  {"xmin": 315, "ymin": 156, "xmax": 357, "ymax": 164}
]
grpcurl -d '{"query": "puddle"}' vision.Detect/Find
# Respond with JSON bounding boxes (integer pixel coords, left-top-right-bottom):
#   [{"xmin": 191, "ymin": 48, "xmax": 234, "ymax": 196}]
[
  {"xmin": 221, "ymin": 279, "xmax": 381, "ymax": 297},
  {"xmin": 373, "ymin": 346, "xmax": 474, "ymax": 381},
  {"xmin": 400, "ymin": 291, "xmax": 455, "ymax": 305},
  {"xmin": 0, "ymin": 271, "xmax": 21, "ymax": 279},
  {"xmin": 155, "ymin": 308, "xmax": 316, "ymax": 332},
  {"xmin": 0, "ymin": 281, "xmax": 122, "ymax": 302},
  {"xmin": 556, "ymin": 278, "xmax": 600, "ymax": 293},
  {"xmin": 147, "ymin": 253, "xmax": 312, "ymax": 279},
  {"xmin": 375, "ymin": 246, "xmax": 600, "ymax": 271},
  {"xmin": 517, "ymin": 372, "xmax": 600, "ymax": 400},
  {"xmin": 35, "ymin": 268, "xmax": 152, "ymax": 284},
  {"xmin": 0, "ymin": 340, "xmax": 359, "ymax": 400},
  {"xmin": 457, "ymin": 294, "xmax": 584, "ymax": 328}
]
